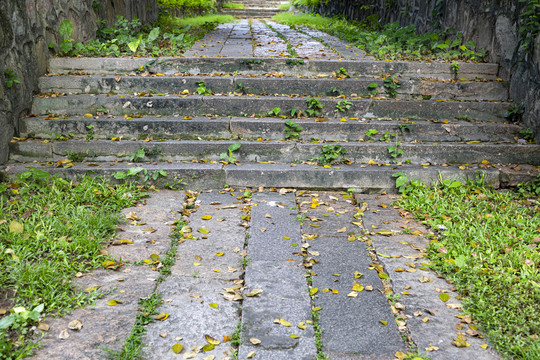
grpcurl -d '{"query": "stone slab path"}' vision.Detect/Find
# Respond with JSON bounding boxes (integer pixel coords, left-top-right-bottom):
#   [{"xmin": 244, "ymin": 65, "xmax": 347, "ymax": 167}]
[
  {"xmin": 184, "ymin": 20, "xmax": 368, "ymax": 59},
  {"xmin": 30, "ymin": 189, "xmax": 501, "ymax": 360}
]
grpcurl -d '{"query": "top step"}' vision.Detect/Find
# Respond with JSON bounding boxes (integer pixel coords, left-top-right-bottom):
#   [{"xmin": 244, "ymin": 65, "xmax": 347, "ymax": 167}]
[{"xmin": 48, "ymin": 57, "xmax": 500, "ymax": 80}]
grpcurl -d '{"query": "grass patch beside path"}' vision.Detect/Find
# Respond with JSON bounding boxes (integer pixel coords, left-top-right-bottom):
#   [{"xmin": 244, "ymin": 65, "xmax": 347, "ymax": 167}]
[
  {"xmin": 161, "ymin": 14, "xmax": 235, "ymax": 29},
  {"xmin": 396, "ymin": 176, "xmax": 540, "ymax": 359},
  {"xmin": 0, "ymin": 169, "xmax": 147, "ymax": 359},
  {"xmin": 273, "ymin": 12, "xmax": 487, "ymax": 62}
]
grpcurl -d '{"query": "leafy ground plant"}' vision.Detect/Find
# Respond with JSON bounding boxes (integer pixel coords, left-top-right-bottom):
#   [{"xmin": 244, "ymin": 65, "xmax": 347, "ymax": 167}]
[
  {"xmin": 310, "ymin": 144, "xmax": 347, "ymax": 164},
  {"xmin": 284, "ymin": 120, "xmax": 303, "ymax": 139},
  {"xmin": 220, "ymin": 142, "xmax": 242, "ymax": 163},
  {"xmin": 0, "ymin": 170, "xmax": 146, "ymax": 359},
  {"xmin": 396, "ymin": 177, "xmax": 540, "ymax": 358},
  {"xmin": 273, "ymin": 12, "xmax": 487, "ymax": 61}
]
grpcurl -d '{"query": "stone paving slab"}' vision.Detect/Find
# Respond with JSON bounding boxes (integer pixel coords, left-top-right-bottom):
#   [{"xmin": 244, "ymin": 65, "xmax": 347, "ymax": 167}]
[
  {"xmin": 358, "ymin": 194, "xmax": 502, "ymax": 359},
  {"xmin": 298, "ymin": 26, "xmax": 372, "ymax": 60}
]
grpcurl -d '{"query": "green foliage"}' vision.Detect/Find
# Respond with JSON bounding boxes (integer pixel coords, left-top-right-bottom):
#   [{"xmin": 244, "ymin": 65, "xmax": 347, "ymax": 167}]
[
  {"xmin": 286, "ymin": 59, "xmax": 305, "ymax": 66},
  {"xmin": 518, "ymin": 0, "xmax": 540, "ymax": 54},
  {"xmin": 328, "ymin": 86, "xmax": 343, "ymax": 96},
  {"xmin": 517, "ymin": 173, "xmax": 540, "ymax": 196},
  {"xmin": 383, "ymin": 75, "xmax": 400, "ymax": 98},
  {"xmin": 306, "ymin": 97, "xmax": 324, "ymax": 117},
  {"xmin": 196, "ymin": 80, "xmax": 212, "ymax": 95},
  {"xmin": 519, "ymin": 128, "xmax": 535, "ymax": 142},
  {"xmin": 505, "ymin": 102, "xmax": 525, "ymax": 123},
  {"xmin": 129, "ymin": 148, "xmax": 147, "ymax": 162},
  {"xmin": 273, "ymin": 12, "xmax": 487, "ymax": 61},
  {"xmin": 157, "ymin": 0, "xmax": 216, "ymax": 9},
  {"xmin": 365, "ymin": 129, "xmax": 379, "ymax": 141},
  {"xmin": 220, "ymin": 142, "xmax": 242, "ymax": 163},
  {"xmin": 86, "ymin": 125, "xmax": 95, "ymax": 141},
  {"xmin": 367, "ymin": 82, "xmax": 378, "ymax": 96},
  {"xmin": 334, "ymin": 67, "xmax": 350, "ymax": 79},
  {"xmin": 451, "ymin": 60, "xmax": 460, "ymax": 75},
  {"xmin": 334, "ymin": 99, "xmax": 352, "ymax": 113},
  {"xmin": 267, "ymin": 107, "xmax": 282, "ymax": 117},
  {"xmin": 0, "ymin": 170, "xmax": 146, "ymax": 358},
  {"xmin": 4, "ymin": 69, "xmax": 20, "ymax": 88},
  {"xmin": 396, "ymin": 178, "xmax": 540, "ymax": 358},
  {"xmin": 222, "ymin": 2, "xmax": 244, "ymax": 8},
  {"xmin": 235, "ymin": 81, "xmax": 248, "ymax": 94},
  {"xmin": 395, "ymin": 123, "xmax": 411, "ymax": 135},
  {"xmin": 284, "ymin": 120, "xmax": 303, "ymax": 139},
  {"xmin": 387, "ymin": 141, "xmax": 403, "ymax": 162},
  {"xmin": 311, "ymin": 144, "xmax": 346, "ymax": 164},
  {"xmin": 379, "ymin": 131, "xmax": 396, "ymax": 142}
]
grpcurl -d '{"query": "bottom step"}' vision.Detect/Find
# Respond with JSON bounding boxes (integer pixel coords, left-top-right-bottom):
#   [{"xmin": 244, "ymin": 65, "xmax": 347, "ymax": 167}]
[{"xmin": 3, "ymin": 162, "xmax": 537, "ymax": 192}]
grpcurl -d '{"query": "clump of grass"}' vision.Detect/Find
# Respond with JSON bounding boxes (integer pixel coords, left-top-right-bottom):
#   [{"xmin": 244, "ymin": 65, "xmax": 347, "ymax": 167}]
[
  {"xmin": 273, "ymin": 12, "xmax": 487, "ymax": 61},
  {"xmin": 162, "ymin": 14, "xmax": 235, "ymax": 28},
  {"xmin": 0, "ymin": 169, "xmax": 146, "ymax": 358},
  {"xmin": 396, "ymin": 177, "xmax": 540, "ymax": 358},
  {"xmin": 222, "ymin": 2, "xmax": 244, "ymax": 9}
]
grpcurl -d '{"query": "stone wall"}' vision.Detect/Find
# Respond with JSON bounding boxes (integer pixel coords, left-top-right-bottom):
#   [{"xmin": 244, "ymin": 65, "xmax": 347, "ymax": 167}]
[
  {"xmin": 0, "ymin": 0, "xmax": 158, "ymax": 163},
  {"xmin": 310, "ymin": 0, "xmax": 540, "ymax": 142}
]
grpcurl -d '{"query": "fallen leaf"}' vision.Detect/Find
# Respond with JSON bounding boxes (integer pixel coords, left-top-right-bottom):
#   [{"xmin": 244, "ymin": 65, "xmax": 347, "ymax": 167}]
[
  {"xmin": 215, "ymin": 252, "xmax": 224, "ymax": 257},
  {"xmin": 365, "ymin": 285, "xmax": 374, "ymax": 291},
  {"xmin": 247, "ymin": 351, "xmax": 256, "ymax": 358},
  {"xmin": 84, "ymin": 286, "xmax": 101, "ymax": 293},
  {"xmin": 159, "ymin": 332, "xmax": 168, "ymax": 338},
  {"xmin": 59, "ymin": 329, "xmax": 69, "ymax": 340},
  {"xmin": 352, "ymin": 281, "xmax": 364, "ymax": 292},
  {"xmin": 297, "ymin": 322, "xmax": 307, "ymax": 330},
  {"xmin": 289, "ymin": 334, "xmax": 299, "ymax": 339},
  {"xmin": 68, "ymin": 319, "xmax": 83, "ymax": 330},
  {"xmin": 347, "ymin": 291, "xmax": 358, "ymax": 297},
  {"xmin": 426, "ymin": 345, "xmax": 439, "ymax": 351},
  {"xmin": 245, "ymin": 289, "xmax": 263, "ymax": 297},
  {"xmin": 250, "ymin": 338, "xmax": 261, "ymax": 345},
  {"xmin": 452, "ymin": 333, "xmax": 471, "ymax": 348},
  {"xmin": 198, "ymin": 227, "xmax": 210, "ymax": 234},
  {"xmin": 337, "ymin": 227, "xmax": 347, "ymax": 233},
  {"xmin": 309, "ymin": 288, "xmax": 318, "ymax": 296},
  {"xmin": 154, "ymin": 312, "xmax": 169, "ymax": 321},
  {"xmin": 439, "ymin": 293, "xmax": 451, "ymax": 302},
  {"xmin": 380, "ymin": 320, "xmax": 387, "ymax": 325},
  {"xmin": 279, "ymin": 318, "xmax": 291, "ymax": 327},
  {"xmin": 107, "ymin": 299, "xmax": 122, "ymax": 306},
  {"xmin": 422, "ymin": 316, "xmax": 429, "ymax": 323},
  {"xmin": 172, "ymin": 343, "xmax": 184, "ymax": 354},
  {"xmin": 9, "ymin": 221, "xmax": 24, "ymax": 234},
  {"xmin": 201, "ymin": 215, "xmax": 212, "ymax": 220},
  {"xmin": 37, "ymin": 322, "xmax": 49, "ymax": 331},
  {"xmin": 209, "ymin": 303, "xmax": 218, "ymax": 309},
  {"xmin": 203, "ymin": 356, "xmax": 215, "ymax": 360},
  {"xmin": 202, "ymin": 344, "xmax": 215, "ymax": 352},
  {"xmin": 480, "ymin": 344, "xmax": 488, "ymax": 349},
  {"xmin": 354, "ymin": 271, "xmax": 363, "ymax": 279},
  {"xmin": 376, "ymin": 230, "xmax": 394, "ymax": 236}
]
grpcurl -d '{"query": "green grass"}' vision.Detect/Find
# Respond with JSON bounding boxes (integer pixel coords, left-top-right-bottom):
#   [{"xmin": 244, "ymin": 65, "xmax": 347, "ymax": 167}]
[
  {"xmin": 396, "ymin": 177, "xmax": 540, "ymax": 359},
  {"xmin": 0, "ymin": 170, "xmax": 146, "ymax": 359},
  {"xmin": 278, "ymin": 2, "xmax": 291, "ymax": 9},
  {"xmin": 222, "ymin": 2, "xmax": 244, "ymax": 9},
  {"xmin": 163, "ymin": 14, "xmax": 235, "ymax": 28},
  {"xmin": 273, "ymin": 12, "xmax": 487, "ymax": 61}
]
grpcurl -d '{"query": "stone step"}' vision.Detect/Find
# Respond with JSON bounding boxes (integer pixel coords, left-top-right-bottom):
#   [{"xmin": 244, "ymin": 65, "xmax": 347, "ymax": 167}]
[
  {"xmin": 3, "ymin": 161, "xmax": 536, "ymax": 191},
  {"xmin": 10, "ymin": 139, "xmax": 540, "ymax": 166},
  {"xmin": 48, "ymin": 57, "xmax": 500, "ymax": 80},
  {"xmin": 220, "ymin": 8, "xmax": 285, "ymax": 17},
  {"xmin": 20, "ymin": 116, "xmax": 523, "ymax": 143},
  {"xmin": 39, "ymin": 74, "xmax": 508, "ymax": 101},
  {"xmin": 31, "ymin": 94, "xmax": 510, "ymax": 123}
]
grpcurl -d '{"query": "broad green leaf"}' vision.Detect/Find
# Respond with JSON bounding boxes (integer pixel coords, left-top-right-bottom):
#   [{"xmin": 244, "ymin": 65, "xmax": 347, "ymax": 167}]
[
  {"xmin": 228, "ymin": 142, "xmax": 242, "ymax": 152},
  {"xmin": 59, "ymin": 20, "xmax": 73, "ymax": 38},
  {"xmin": 439, "ymin": 293, "xmax": 450, "ymax": 302},
  {"xmin": 172, "ymin": 343, "xmax": 184, "ymax": 354}
]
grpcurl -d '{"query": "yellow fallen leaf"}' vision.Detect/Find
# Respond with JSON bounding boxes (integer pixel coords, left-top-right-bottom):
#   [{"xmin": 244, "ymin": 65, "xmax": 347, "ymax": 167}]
[
  {"xmin": 439, "ymin": 293, "xmax": 451, "ymax": 302},
  {"xmin": 337, "ymin": 227, "xmax": 347, "ymax": 233},
  {"xmin": 205, "ymin": 334, "xmax": 220, "ymax": 345},
  {"xmin": 279, "ymin": 318, "xmax": 291, "ymax": 327},
  {"xmin": 309, "ymin": 288, "xmax": 318, "ymax": 296},
  {"xmin": 250, "ymin": 338, "xmax": 261, "ymax": 345},
  {"xmin": 84, "ymin": 286, "xmax": 101, "ymax": 293},
  {"xmin": 480, "ymin": 344, "xmax": 488, "ymax": 349},
  {"xmin": 154, "ymin": 312, "xmax": 169, "ymax": 321},
  {"xmin": 376, "ymin": 230, "xmax": 394, "ymax": 236},
  {"xmin": 198, "ymin": 227, "xmax": 210, "ymax": 234},
  {"xmin": 202, "ymin": 215, "xmax": 212, "ymax": 220},
  {"xmin": 452, "ymin": 333, "xmax": 471, "ymax": 348},
  {"xmin": 290, "ymin": 334, "xmax": 299, "ymax": 339},
  {"xmin": 365, "ymin": 285, "xmax": 374, "ymax": 291},
  {"xmin": 354, "ymin": 271, "xmax": 363, "ymax": 279},
  {"xmin": 245, "ymin": 289, "xmax": 263, "ymax": 297},
  {"xmin": 347, "ymin": 291, "xmax": 358, "ymax": 297},
  {"xmin": 247, "ymin": 351, "xmax": 256, "ymax": 358},
  {"xmin": 209, "ymin": 303, "xmax": 218, "ymax": 309},
  {"xmin": 297, "ymin": 322, "xmax": 307, "ymax": 330},
  {"xmin": 107, "ymin": 299, "xmax": 122, "ymax": 306},
  {"xmin": 380, "ymin": 320, "xmax": 387, "ymax": 325},
  {"xmin": 422, "ymin": 316, "xmax": 429, "ymax": 323},
  {"xmin": 426, "ymin": 345, "xmax": 439, "ymax": 351},
  {"xmin": 352, "ymin": 280, "xmax": 364, "ymax": 292},
  {"xmin": 172, "ymin": 343, "xmax": 184, "ymax": 354},
  {"xmin": 83, "ymin": 113, "xmax": 93, "ymax": 117},
  {"xmin": 202, "ymin": 344, "xmax": 214, "ymax": 352},
  {"xmin": 395, "ymin": 268, "xmax": 404, "ymax": 272}
]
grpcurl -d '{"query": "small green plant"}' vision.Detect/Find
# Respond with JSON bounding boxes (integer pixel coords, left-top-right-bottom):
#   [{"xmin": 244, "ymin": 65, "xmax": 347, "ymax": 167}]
[
  {"xmin": 52, "ymin": 20, "xmax": 81, "ymax": 55},
  {"xmin": 334, "ymin": 67, "xmax": 350, "ymax": 79},
  {"xmin": 451, "ymin": 60, "xmax": 460, "ymax": 75},
  {"xmin": 519, "ymin": 128, "xmax": 534, "ymax": 142},
  {"xmin": 4, "ymin": 69, "xmax": 20, "ymax": 88},
  {"xmin": 235, "ymin": 81, "xmax": 248, "ymax": 94},
  {"xmin": 388, "ymin": 141, "xmax": 403, "ymax": 162},
  {"xmin": 306, "ymin": 97, "xmax": 324, "ymax": 117},
  {"xmin": 222, "ymin": 1, "xmax": 244, "ymax": 8},
  {"xmin": 285, "ymin": 119, "xmax": 303, "ymax": 139},
  {"xmin": 240, "ymin": 59, "xmax": 263, "ymax": 65},
  {"xmin": 220, "ymin": 142, "xmax": 242, "ymax": 163},
  {"xmin": 66, "ymin": 151, "xmax": 86, "ymax": 162},
  {"xmin": 334, "ymin": 100, "xmax": 352, "ymax": 113},
  {"xmin": 287, "ymin": 44, "xmax": 299, "ymax": 57},
  {"xmin": 196, "ymin": 80, "xmax": 212, "ymax": 95},
  {"xmin": 129, "ymin": 148, "xmax": 146, "ymax": 162},
  {"xmin": 85, "ymin": 125, "xmax": 95, "ymax": 141},
  {"xmin": 290, "ymin": 107, "xmax": 301, "ymax": 118},
  {"xmin": 518, "ymin": 0, "xmax": 540, "ymax": 54},
  {"xmin": 517, "ymin": 173, "xmax": 540, "ymax": 196},
  {"xmin": 392, "ymin": 172, "xmax": 420, "ymax": 193},
  {"xmin": 311, "ymin": 144, "xmax": 347, "ymax": 164},
  {"xmin": 367, "ymin": 82, "xmax": 378, "ymax": 96},
  {"xmin": 365, "ymin": 129, "xmax": 379, "ymax": 141},
  {"xmin": 379, "ymin": 131, "xmax": 396, "ymax": 142},
  {"xmin": 328, "ymin": 86, "xmax": 343, "ymax": 96},
  {"xmin": 455, "ymin": 114, "xmax": 472, "ymax": 122},
  {"xmin": 395, "ymin": 123, "xmax": 411, "ymax": 135},
  {"xmin": 286, "ymin": 59, "xmax": 304, "ymax": 66},
  {"xmin": 385, "ymin": 293, "xmax": 401, "ymax": 305},
  {"xmin": 296, "ymin": 214, "xmax": 307, "ymax": 225},
  {"xmin": 505, "ymin": 102, "xmax": 525, "ymax": 123},
  {"xmin": 267, "ymin": 107, "xmax": 282, "ymax": 117},
  {"xmin": 383, "ymin": 75, "xmax": 400, "ymax": 98}
]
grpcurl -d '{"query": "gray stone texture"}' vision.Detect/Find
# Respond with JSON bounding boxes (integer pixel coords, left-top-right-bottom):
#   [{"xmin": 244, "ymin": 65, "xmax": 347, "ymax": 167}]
[
  {"xmin": 309, "ymin": 0, "xmax": 540, "ymax": 142},
  {"xmin": 0, "ymin": 0, "xmax": 158, "ymax": 163}
]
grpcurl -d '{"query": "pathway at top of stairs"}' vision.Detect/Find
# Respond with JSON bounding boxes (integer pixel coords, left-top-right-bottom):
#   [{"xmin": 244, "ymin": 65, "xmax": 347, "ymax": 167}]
[
  {"xmin": 220, "ymin": 0, "xmax": 288, "ymax": 19},
  {"xmin": 4, "ymin": 19, "xmax": 540, "ymax": 193}
]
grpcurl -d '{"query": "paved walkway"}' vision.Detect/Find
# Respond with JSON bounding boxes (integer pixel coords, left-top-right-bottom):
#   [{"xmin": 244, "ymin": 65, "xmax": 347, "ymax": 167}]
[
  {"xmin": 184, "ymin": 19, "xmax": 369, "ymax": 60},
  {"xmin": 31, "ymin": 189, "xmax": 501, "ymax": 360}
]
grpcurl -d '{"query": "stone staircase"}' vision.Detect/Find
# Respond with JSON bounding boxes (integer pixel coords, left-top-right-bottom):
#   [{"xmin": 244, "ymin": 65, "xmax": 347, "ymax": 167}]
[
  {"xmin": 220, "ymin": 0, "xmax": 287, "ymax": 19},
  {"xmin": 5, "ymin": 20, "xmax": 539, "ymax": 192}
]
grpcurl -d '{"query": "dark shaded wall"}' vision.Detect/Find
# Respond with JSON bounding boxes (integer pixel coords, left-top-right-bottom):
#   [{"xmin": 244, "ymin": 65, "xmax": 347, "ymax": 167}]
[
  {"xmin": 0, "ymin": 0, "xmax": 158, "ymax": 163},
  {"xmin": 310, "ymin": 0, "xmax": 540, "ymax": 141}
]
